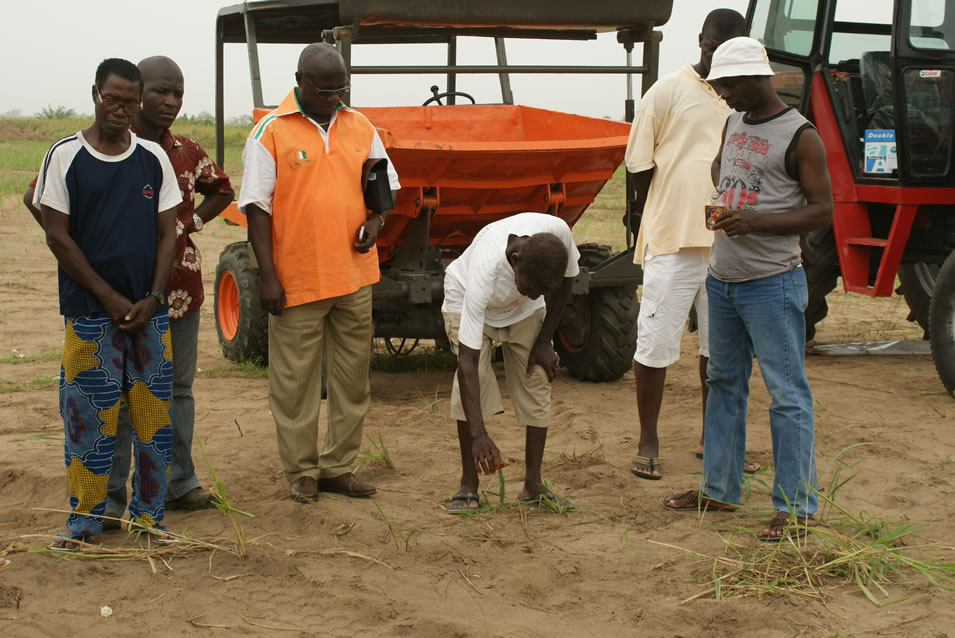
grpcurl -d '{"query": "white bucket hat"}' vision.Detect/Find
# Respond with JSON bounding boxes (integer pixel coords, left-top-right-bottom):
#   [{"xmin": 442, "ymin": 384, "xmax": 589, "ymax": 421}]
[{"xmin": 707, "ymin": 36, "xmax": 774, "ymax": 81}]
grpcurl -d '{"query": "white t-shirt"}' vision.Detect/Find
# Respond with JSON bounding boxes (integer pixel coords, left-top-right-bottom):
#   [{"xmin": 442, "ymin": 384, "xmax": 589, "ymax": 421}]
[{"xmin": 442, "ymin": 213, "xmax": 580, "ymax": 349}]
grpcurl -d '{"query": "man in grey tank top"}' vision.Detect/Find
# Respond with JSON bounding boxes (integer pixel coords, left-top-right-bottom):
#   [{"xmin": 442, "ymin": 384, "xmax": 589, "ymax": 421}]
[{"xmin": 664, "ymin": 37, "xmax": 834, "ymax": 542}]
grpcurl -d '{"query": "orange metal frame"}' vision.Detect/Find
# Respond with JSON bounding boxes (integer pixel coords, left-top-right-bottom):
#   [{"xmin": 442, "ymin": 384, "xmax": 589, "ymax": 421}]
[{"xmin": 220, "ymin": 104, "xmax": 631, "ymax": 264}]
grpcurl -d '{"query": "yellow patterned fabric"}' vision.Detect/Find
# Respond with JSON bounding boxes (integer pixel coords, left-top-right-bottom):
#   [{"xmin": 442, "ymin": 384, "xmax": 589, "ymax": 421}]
[
  {"xmin": 62, "ymin": 319, "xmax": 98, "ymax": 383},
  {"xmin": 66, "ymin": 457, "xmax": 110, "ymax": 515},
  {"xmin": 126, "ymin": 381, "xmax": 171, "ymax": 443}
]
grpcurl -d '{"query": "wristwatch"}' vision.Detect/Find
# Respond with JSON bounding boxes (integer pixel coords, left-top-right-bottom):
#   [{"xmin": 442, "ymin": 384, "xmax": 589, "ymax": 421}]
[
  {"xmin": 192, "ymin": 213, "xmax": 204, "ymax": 232},
  {"xmin": 146, "ymin": 290, "xmax": 165, "ymax": 305},
  {"xmin": 370, "ymin": 213, "xmax": 386, "ymax": 228}
]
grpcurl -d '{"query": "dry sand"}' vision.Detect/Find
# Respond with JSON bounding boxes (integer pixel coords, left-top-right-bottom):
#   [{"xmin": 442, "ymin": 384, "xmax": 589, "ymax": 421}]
[{"xmin": 2, "ymin": 197, "xmax": 954, "ymax": 637}]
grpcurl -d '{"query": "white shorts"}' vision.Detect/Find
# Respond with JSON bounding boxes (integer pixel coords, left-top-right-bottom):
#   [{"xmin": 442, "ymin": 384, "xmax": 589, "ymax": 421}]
[{"xmin": 634, "ymin": 246, "xmax": 709, "ymax": 368}]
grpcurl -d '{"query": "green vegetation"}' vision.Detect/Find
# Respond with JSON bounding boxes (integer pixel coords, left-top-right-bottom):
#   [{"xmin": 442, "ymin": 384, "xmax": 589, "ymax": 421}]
[
  {"xmin": 0, "ymin": 117, "xmax": 250, "ymax": 201},
  {"xmin": 659, "ymin": 444, "xmax": 955, "ymax": 606},
  {"xmin": 0, "ymin": 375, "xmax": 58, "ymax": 394},
  {"xmin": 35, "ymin": 105, "xmax": 77, "ymax": 119},
  {"xmin": 1, "ymin": 349, "xmax": 61, "ymax": 364},
  {"xmin": 354, "ymin": 430, "xmax": 396, "ymax": 473}
]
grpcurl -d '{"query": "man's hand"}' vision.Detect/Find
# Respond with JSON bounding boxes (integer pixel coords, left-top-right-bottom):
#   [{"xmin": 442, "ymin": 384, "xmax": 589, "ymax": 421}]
[
  {"xmin": 527, "ymin": 343, "xmax": 560, "ymax": 382},
  {"xmin": 712, "ymin": 209, "xmax": 762, "ymax": 237},
  {"xmin": 353, "ymin": 216, "xmax": 382, "ymax": 254},
  {"xmin": 471, "ymin": 433, "xmax": 504, "ymax": 475},
  {"xmin": 259, "ymin": 271, "xmax": 286, "ymax": 316},
  {"xmin": 102, "ymin": 292, "xmax": 134, "ymax": 326},
  {"xmin": 118, "ymin": 297, "xmax": 158, "ymax": 333}
]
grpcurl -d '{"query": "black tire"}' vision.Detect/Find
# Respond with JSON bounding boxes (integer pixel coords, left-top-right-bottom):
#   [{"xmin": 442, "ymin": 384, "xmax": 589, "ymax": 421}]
[
  {"xmin": 214, "ymin": 242, "xmax": 269, "ymax": 364},
  {"xmin": 929, "ymin": 250, "xmax": 955, "ymax": 396},
  {"xmin": 897, "ymin": 262, "xmax": 937, "ymax": 339},
  {"xmin": 555, "ymin": 244, "xmax": 639, "ymax": 382},
  {"xmin": 800, "ymin": 226, "xmax": 839, "ymax": 341}
]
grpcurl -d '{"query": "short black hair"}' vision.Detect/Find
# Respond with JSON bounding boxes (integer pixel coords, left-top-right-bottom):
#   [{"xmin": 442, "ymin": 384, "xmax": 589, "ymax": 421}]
[
  {"xmin": 520, "ymin": 233, "xmax": 569, "ymax": 292},
  {"xmin": 702, "ymin": 9, "xmax": 747, "ymax": 38},
  {"xmin": 95, "ymin": 58, "xmax": 143, "ymax": 92}
]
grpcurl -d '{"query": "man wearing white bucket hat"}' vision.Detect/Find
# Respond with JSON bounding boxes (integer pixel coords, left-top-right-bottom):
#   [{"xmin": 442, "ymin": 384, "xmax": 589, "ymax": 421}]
[{"xmin": 664, "ymin": 37, "xmax": 833, "ymax": 542}]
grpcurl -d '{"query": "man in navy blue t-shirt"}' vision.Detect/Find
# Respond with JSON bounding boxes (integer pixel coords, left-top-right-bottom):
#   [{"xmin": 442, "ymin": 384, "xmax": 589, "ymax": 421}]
[{"xmin": 34, "ymin": 58, "xmax": 181, "ymax": 551}]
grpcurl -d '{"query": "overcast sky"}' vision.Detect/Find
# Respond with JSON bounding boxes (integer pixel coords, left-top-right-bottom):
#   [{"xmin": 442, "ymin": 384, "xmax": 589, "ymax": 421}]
[{"xmin": 1, "ymin": 0, "xmax": 750, "ymax": 121}]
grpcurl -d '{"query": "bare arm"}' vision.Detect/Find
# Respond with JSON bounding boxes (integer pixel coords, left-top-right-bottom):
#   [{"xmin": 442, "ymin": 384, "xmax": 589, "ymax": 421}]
[
  {"xmin": 711, "ymin": 119, "xmax": 729, "ymax": 188},
  {"xmin": 456, "ymin": 343, "xmax": 503, "ymax": 474},
  {"xmin": 41, "ymin": 206, "xmax": 132, "ymax": 324},
  {"xmin": 527, "ymin": 276, "xmax": 574, "ymax": 382},
  {"xmin": 625, "ymin": 168, "xmax": 654, "ymax": 227},
  {"xmin": 23, "ymin": 185, "xmax": 44, "ymax": 228},
  {"xmin": 194, "ymin": 191, "xmax": 234, "ymax": 226},
  {"xmin": 246, "ymin": 204, "xmax": 285, "ymax": 315},
  {"xmin": 714, "ymin": 128, "xmax": 832, "ymax": 237}
]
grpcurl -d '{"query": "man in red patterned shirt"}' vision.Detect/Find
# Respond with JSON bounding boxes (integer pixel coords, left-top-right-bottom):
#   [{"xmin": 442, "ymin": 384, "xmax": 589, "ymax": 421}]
[{"xmin": 24, "ymin": 56, "xmax": 234, "ymax": 517}]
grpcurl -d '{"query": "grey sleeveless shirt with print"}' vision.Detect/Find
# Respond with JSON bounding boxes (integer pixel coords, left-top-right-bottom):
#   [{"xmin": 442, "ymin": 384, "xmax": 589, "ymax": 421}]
[{"xmin": 709, "ymin": 107, "xmax": 814, "ymax": 282}]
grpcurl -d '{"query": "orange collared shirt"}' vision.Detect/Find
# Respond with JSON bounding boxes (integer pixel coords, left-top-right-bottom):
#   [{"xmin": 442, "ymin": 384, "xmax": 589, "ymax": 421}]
[{"xmin": 237, "ymin": 89, "xmax": 400, "ymax": 307}]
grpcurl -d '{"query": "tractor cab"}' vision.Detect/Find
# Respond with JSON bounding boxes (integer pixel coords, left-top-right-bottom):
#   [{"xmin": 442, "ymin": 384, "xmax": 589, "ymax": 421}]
[{"xmin": 745, "ymin": 0, "xmax": 955, "ymax": 393}]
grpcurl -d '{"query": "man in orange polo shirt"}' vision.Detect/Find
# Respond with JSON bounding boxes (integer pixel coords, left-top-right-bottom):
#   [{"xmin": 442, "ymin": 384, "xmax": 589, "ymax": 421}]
[{"xmin": 238, "ymin": 43, "xmax": 399, "ymax": 503}]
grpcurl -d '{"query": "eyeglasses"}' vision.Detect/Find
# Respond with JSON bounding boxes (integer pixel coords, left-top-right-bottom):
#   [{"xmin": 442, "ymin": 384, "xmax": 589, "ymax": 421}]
[
  {"xmin": 301, "ymin": 75, "xmax": 350, "ymax": 98},
  {"xmin": 94, "ymin": 85, "xmax": 141, "ymax": 115}
]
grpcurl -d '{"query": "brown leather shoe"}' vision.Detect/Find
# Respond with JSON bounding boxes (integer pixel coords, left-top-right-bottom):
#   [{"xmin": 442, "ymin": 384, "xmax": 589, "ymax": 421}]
[
  {"xmin": 317, "ymin": 472, "xmax": 376, "ymax": 498},
  {"xmin": 290, "ymin": 476, "xmax": 319, "ymax": 503}
]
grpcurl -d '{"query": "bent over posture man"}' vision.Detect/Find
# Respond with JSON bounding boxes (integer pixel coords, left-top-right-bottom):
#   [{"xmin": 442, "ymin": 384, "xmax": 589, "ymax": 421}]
[
  {"xmin": 443, "ymin": 213, "xmax": 579, "ymax": 513},
  {"xmin": 665, "ymin": 38, "xmax": 833, "ymax": 541},
  {"xmin": 35, "ymin": 58, "xmax": 181, "ymax": 549},
  {"xmin": 239, "ymin": 43, "xmax": 399, "ymax": 503}
]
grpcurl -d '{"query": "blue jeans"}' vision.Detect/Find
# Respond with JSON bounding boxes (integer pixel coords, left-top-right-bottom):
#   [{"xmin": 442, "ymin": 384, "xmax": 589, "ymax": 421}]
[
  {"xmin": 701, "ymin": 267, "xmax": 817, "ymax": 518},
  {"xmin": 106, "ymin": 310, "xmax": 201, "ymax": 514}
]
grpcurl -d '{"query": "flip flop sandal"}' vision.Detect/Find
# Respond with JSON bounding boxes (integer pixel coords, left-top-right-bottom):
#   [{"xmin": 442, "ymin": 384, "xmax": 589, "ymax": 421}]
[
  {"xmin": 758, "ymin": 511, "xmax": 811, "ymax": 542},
  {"xmin": 662, "ymin": 489, "xmax": 737, "ymax": 512},
  {"xmin": 631, "ymin": 455, "xmax": 663, "ymax": 480},
  {"xmin": 49, "ymin": 532, "xmax": 89, "ymax": 553},
  {"xmin": 447, "ymin": 492, "xmax": 481, "ymax": 515},
  {"xmin": 518, "ymin": 490, "xmax": 573, "ymax": 511}
]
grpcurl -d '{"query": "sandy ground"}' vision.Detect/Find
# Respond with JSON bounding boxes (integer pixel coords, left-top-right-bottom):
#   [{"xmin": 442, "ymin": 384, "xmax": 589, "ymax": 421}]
[{"xmin": 1, "ymin": 196, "xmax": 954, "ymax": 637}]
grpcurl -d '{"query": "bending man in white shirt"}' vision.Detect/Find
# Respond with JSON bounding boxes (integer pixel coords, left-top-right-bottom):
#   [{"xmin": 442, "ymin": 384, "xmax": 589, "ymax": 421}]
[{"xmin": 441, "ymin": 213, "xmax": 580, "ymax": 513}]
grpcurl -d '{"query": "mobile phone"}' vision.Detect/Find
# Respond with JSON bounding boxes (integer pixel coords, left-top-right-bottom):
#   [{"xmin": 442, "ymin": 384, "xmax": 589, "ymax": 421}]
[{"xmin": 358, "ymin": 226, "xmax": 367, "ymax": 242}]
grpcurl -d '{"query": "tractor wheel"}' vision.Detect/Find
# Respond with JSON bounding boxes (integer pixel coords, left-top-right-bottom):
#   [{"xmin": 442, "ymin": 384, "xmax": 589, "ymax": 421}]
[
  {"xmin": 215, "ymin": 242, "xmax": 269, "ymax": 364},
  {"xmin": 800, "ymin": 225, "xmax": 839, "ymax": 341},
  {"xmin": 897, "ymin": 262, "xmax": 937, "ymax": 339},
  {"xmin": 555, "ymin": 244, "xmax": 639, "ymax": 382},
  {"xmin": 929, "ymin": 250, "xmax": 955, "ymax": 396}
]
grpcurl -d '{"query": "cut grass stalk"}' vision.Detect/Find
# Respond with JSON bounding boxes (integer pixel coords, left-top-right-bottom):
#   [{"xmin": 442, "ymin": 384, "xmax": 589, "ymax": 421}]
[{"xmin": 195, "ymin": 431, "xmax": 254, "ymax": 559}]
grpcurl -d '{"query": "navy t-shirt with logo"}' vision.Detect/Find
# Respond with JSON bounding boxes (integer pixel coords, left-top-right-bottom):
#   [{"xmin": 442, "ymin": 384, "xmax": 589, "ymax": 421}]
[{"xmin": 34, "ymin": 131, "xmax": 182, "ymax": 317}]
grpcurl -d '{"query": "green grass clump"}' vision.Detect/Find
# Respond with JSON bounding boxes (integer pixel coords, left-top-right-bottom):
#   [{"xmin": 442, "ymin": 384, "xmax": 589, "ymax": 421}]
[
  {"xmin": 1, "ymin": 349, "xmax": 61, "ymax": 365},
  {"xmin": 661, "ymin": 444, "xmax": 955, "ymax": 606},
  {"xmin": 354, "ymin": 431, "xmax": 395, "ymax": 473},
  {"xmin": 0, "ymin": 375, "xmax": 59, "ymax": 394}
]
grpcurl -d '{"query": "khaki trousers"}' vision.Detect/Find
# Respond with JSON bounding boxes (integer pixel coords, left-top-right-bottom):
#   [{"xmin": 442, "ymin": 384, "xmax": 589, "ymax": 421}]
[
  {"xmin": 443, "ymin": 308, "xmax": 551, "ymax": 428},
  {"xmin": 268, "ymin": 285, "xmax": 373, "ymax": 483}
]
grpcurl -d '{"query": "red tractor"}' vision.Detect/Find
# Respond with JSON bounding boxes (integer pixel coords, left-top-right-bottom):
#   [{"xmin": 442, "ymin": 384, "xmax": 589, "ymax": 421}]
[{"xmin": 745, "ymin": 0, "xmax": 955, "ymax": 392}]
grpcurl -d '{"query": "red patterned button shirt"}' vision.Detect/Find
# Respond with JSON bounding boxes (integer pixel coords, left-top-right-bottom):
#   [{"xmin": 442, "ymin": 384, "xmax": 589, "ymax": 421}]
[{"xmin": 144, "ymin": 127, "xmax": 234, "ymax": 320}]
